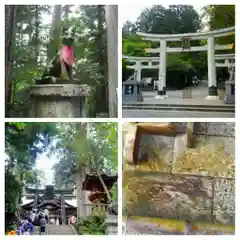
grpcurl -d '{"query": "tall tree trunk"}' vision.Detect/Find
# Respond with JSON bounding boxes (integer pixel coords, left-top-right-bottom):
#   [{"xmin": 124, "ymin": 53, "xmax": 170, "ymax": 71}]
[
  {"xmin": 47, "ymin": 5, "xmax": 62, "ymax": 61},
  {"xmin": 96, "ymin": 5, "xmax": 108, "ymax": 115},
  {"xmin": 34, "ymin": 5, "xmax": 40, "ymax": 67},
  {"xmin": 63, "ymin": 5, "xmax": 70, "ymax": 19},
  {"xmin": 5, "ymin": 5, "xmax": 18, "ymax": 117},
  {"xmin": 105, "ymin": 5, "xmax": 118, "ymax": 117},
  {"xmin": 96, "ymin": 170, "xmax": 112, "ymax": 203}
]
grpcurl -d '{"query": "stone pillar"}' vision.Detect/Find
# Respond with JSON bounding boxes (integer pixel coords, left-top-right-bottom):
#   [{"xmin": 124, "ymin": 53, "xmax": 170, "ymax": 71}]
[
  {"xmin": 29, "ymin": 84, "xmax": 90, "ymax": 117},
  {"xmin": 135, "ymin": 61, "xmax": 141, "ymax": 83},
  {"xmin": 156, "ymin": 39, "xmax": 168, "ymax": 99},
  {"xmin": 206, "ymin": 37, "xmax": 219, "ymax": 100}
]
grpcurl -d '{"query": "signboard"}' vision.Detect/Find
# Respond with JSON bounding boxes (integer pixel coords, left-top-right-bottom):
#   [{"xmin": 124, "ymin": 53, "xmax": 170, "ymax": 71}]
[
  {"xmin": 181, "ymin": 38, "xmax": 191, "ymax": 50},
  {"xmin": 182, "ymin": 89, "xmax": 192, "ymax": 99}
]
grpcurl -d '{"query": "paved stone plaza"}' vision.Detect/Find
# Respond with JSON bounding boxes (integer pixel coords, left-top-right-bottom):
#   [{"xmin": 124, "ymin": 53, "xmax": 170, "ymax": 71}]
[
  {"xmin": 122, "ymin": 81, "xmax": 235, "ymax": 118},
  {"xmin": 142, "ymin": 80, "xmax": 208, "ymax": 100}
]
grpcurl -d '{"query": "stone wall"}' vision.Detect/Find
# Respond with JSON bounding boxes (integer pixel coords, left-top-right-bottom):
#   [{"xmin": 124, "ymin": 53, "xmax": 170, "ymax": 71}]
[{"xmin": 123, "ymin": 122, "xmax": 235, "ymax": 234}]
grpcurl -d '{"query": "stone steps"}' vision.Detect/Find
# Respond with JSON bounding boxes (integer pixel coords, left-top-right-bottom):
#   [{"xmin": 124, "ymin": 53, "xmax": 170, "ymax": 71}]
[
  {"xmin": 123, "ymin": 103, "xmax": 235, "ymax": 113},
  {"xmin": 46, "ymin": 225, "xmax": 74, "ymax": 235}
]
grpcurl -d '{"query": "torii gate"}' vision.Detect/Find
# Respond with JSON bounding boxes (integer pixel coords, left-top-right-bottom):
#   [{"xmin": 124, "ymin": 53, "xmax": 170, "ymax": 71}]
[
  {"xmin": 215, "ymin": 54, "xmax": 235, "ymax": 68},
  {"xmin": 123, "ymin": 56, "xmax": 160, "ymax": 83},
  {"xmin": 136, "ymin": 26, "xmax": 235, "ymax": 100}
]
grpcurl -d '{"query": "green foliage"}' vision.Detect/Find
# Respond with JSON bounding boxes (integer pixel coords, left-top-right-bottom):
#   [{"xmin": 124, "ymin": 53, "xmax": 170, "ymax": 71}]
[
  {"xmin": 201, "ymin": 5, "xmax": 235, "ymax": 48},
  {"xmin": 5, "ymin": 122, "xmax": 58, "ymax": 230},
  {"xmin": 5, "ymin": 172, "xmax": 21, "ymax": 213},
  {"xmin": 52, "ymin": 123, "xmax": 117, "ymax": 204},
  {"xmin": 167, "ymin": 54, "xmax": 193, "ymax": 71},
  {"xmin": 8, "ymin": 122, "xmax": 25, "ymax": 130},
  {"xmin": 122, "ymin": 35, "xmax": 151, "ymax": 57},
  {"xmin": 135, "ymin": 5, "xmax": 201, "ymax": 34},
  {"xmin": 75, "ymin": 216, "xmax": 106, "ymax": 235}
]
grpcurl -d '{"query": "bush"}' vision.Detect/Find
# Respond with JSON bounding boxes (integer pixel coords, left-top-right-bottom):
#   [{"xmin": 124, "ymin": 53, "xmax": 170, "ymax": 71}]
[{"xmin": 75, "ymin": 215, "xmax": 106, "ymax": 235}]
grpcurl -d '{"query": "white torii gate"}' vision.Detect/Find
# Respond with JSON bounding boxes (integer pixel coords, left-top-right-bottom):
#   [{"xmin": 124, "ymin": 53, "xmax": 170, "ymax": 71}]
[
  {"xmin": 123, "ymin": 48, "xmax": 234, "ymax": 94},
  {"xmin": 123, "ymin": 56, "xmax": 160, "ymax": 83},
  {"xmin": 136, "ymin": 26, "xmax": 235, "ymax": 100},
  {"xmin": 215, "ymin": 54, "xmax": 235, "ymax": 68}
]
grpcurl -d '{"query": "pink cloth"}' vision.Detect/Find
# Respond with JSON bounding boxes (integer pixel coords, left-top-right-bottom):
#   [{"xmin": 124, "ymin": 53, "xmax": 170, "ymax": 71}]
[{"xmin": 60, "ymin": 46, "xmax": 74, "ymax": 66}]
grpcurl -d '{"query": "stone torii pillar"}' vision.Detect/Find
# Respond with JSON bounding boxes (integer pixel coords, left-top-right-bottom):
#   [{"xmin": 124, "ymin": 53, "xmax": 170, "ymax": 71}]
[
  {"xmin": 156, "ymin": 39, "xmax": 167, "ymax": 99},
  {"xmin": 135, "ymin": 61, "xmax": 142, "ymax": 83},
  {"xmin": 206, "ymin": 37, "xmax": 219, "ymax": 100},
  {"xmin": 126, "ymin": 61, "xmax": 142, "ymax": 83}
]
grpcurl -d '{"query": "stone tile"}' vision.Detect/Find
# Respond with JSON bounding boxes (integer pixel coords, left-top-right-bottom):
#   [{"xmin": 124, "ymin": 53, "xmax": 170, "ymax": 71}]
[
  {"xmin": 194, "ymin": 123, "xmax": 235, "ymax": 137},
  {"xmin": 137, "ymin": 134, "xmax": 174, "ymax": 172},
  {"xmin": 124, "ymin": 173, "xmax": 213, "ymax": 222},
  {"xmin": 213, "ymin": 178, "xmax": 235, "ymax": 225},
  {"xmin": 173, "ymin": 136, "xmax": 235, "ymax": 178}
]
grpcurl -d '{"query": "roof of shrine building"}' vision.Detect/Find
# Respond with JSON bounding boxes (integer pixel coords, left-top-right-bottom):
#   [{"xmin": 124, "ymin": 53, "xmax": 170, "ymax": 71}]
[
  {"xmin": 25, "ymin": 186, "xmax": 74, "ymax": 195},
  {"xmin": 21, "ymin": 197, "xmax": 77, "ymax": 208},
  {"xmin": 82, "ymin": 173, "xmax": 117, "ymax": 191}
]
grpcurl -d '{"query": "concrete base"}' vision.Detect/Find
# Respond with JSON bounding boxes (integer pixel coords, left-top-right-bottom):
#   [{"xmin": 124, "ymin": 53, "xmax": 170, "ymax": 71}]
[
  {"xmin": 155, "ymin": 95, "xmax": 169, "ymax": 100},
  {"xmin": 205, "ymin": 95, "xmax": 219, "ymax": 100},
  {"xmin": 29, "ymin": 84, "xmax": 90, "ymax": 118}
]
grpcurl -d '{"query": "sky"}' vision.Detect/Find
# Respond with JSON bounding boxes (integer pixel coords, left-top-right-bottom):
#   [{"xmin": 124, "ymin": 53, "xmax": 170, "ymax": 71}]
[
  {"xmin": 120, "ymin": 4, "xmax": 205, "ymax": 26},
  {"xmin": 36, "ymin": 152, "xmax": 57, "ymax": 186}
]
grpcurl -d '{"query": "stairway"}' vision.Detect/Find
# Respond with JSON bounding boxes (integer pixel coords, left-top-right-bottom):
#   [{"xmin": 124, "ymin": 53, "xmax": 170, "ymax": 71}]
[{"xmin": 46, "ymin": 225, "xmax": 75, "ymax": 235}]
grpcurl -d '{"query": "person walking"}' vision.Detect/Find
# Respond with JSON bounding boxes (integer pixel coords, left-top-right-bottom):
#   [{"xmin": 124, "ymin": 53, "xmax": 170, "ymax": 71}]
[
  {"xmin": 30, "ymin": 209, "xmax": 36, "ymax": 223},
  {"xmin": 20, "ymin": 219, "xmax": 34, "ymax": 235},
  {"xmin": 44, "ymin": 209, "xmax": 49, "ymax": 225},
  {"xmin": 39, "ymin": 213, "xmax": 47, "ymax": 235}
]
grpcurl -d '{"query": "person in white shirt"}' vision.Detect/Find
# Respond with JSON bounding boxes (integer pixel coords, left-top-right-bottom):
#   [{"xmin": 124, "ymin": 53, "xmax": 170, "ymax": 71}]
[{"xmin": 44, "ymin": 209, "xmax": 49, "ymax": 224}]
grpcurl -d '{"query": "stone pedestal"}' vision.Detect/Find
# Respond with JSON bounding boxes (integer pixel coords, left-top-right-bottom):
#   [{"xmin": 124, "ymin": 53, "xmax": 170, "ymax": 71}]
[
  {"xmin": 224, "ymin": 82, "xmax": 235, "ymax": 104},
  {"xmin": 29, "ymin": 84, "xmax": 90, "ymax": 118}
]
